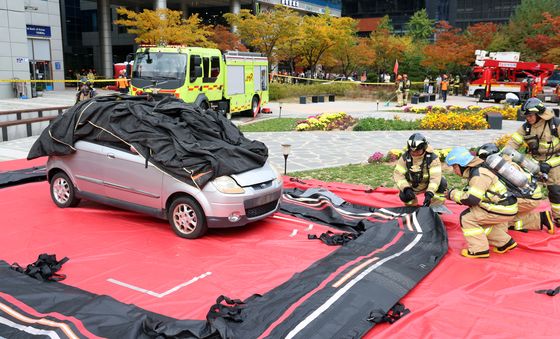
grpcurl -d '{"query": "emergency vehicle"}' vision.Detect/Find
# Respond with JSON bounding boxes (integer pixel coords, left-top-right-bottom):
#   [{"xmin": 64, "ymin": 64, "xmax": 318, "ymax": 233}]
[
  {"xmin": 468, "ymin": 50, "xmax": 556, "ymax": 103},
  {"xmin": 128, "ymin": 46, "xmax": 269, "ymax": 117}
]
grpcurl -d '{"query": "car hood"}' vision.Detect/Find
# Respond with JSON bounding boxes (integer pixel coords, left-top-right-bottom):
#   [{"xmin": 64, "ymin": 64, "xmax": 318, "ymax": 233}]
[{"xmin": 230, "ymin": 162, "xmax": 277, "ymax": 187}]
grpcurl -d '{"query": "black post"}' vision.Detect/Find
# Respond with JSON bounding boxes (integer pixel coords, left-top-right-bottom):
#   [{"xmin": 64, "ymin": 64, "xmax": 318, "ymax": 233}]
[{"xmin": 283, "ymin": 154, "xmax": 288, "ymax": 174}]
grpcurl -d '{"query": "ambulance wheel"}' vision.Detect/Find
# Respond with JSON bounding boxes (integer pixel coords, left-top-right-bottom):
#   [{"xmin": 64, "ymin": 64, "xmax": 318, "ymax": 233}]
[
  {"xmin": 50, "ymin": 172, "xmax": 81, "ymax": 208},
  {"xmin": 251, "ymin": 95, "xmax": 260, "ymax": 117},
  {"xmin": 168, "ymin": 196, "xmax": 207, "ymax": 239}
]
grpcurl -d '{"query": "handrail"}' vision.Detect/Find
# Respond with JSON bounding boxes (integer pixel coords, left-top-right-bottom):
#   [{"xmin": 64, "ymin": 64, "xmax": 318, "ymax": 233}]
[
  {"xmin": 0, "ymin": 106, "xmax": 69, "ymax": 142},
  {"xmin": 0, "ymin": 106, "xmax": 71, "ymax": 116}
]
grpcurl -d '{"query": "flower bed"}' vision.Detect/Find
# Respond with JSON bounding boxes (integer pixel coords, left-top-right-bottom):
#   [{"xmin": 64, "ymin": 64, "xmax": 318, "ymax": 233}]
[
  {"xmin": 404, "ymin": 104, "xmax": 520, "ymax": 121},
  {"xmin": 296, "ymin": 112, "xmax": 356, "ymax": 131},
  {"xmin": 419, "ymin": 111, "xmax": 489, "ymax": 130}
]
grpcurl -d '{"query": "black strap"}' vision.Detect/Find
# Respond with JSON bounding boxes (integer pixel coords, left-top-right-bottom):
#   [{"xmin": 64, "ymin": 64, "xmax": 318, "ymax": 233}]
[
  {"xmin": 535, "ymin": 286, "xmax": 560, "ymax": 296},
  {"xmin": 308, "ymin": 231, "xmax": 358, "ymax": 246},
  {"xmin": 10, "ymin": 254, "xmax": 69, "ymax": 282},
  {"xmin": 367, "ymin": 302, "xmax": 410, "ymax": 324},
  {"xmin": 206, "ymin": 294, "xmax": 261, "ymax": 323}
]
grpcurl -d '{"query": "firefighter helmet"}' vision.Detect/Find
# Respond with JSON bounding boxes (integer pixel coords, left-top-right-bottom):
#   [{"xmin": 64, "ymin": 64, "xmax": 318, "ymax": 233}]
[
  {"xmin": 477, "ymin": 143, "xmax": 500, "ymax": 160},
  {"xmin": 520, "ymin": 98, "xmax": 546, "ymax": 116},
  {"xmin": 446, "ymin": 147, "xmax": 474, "ymax": 167},
  {"xmin": 407, "ymin": 133, "xmax": 428, "ymax": 152}
]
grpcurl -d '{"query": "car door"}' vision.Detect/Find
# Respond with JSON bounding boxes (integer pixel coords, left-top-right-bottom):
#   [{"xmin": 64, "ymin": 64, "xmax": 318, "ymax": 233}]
[
  {"xmin": 66, "ymin": 141, "xmax": 107, "ymax": 196},
  {"xmin": 101, "ymin": 142, "xmax": 163, "ymax": 210}
]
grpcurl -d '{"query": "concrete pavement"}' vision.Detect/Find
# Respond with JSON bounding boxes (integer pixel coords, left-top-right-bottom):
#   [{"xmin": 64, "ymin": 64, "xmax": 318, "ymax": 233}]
[{"xmin": 0, "ymin": 90, "xmax": 523, "ymax": 172}]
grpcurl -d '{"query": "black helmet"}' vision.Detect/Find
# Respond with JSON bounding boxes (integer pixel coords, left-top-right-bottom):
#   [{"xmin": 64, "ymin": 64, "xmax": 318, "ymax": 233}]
[
  {"xmin": 477, "ymin": 143, "xmax": 499, "ymax": 160},
  {"xmin": 520, "ymin": 98, "xmax": 546, "ymax": 116},
  {"xmin": 407, "ymin": 133, "xmax": 428, "ymax": 151}
]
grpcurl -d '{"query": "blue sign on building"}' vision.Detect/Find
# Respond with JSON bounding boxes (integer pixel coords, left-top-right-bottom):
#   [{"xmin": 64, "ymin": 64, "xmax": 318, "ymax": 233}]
[{"xmin": 26, "ymin": 25, "xmax": 52, "ymax": 38}]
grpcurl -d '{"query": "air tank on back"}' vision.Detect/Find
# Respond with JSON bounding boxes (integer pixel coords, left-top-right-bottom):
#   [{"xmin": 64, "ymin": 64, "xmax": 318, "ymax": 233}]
[
  {"xmin": 485, "ymin": 153, "xmax": 529, "ymax": 189},
  {"xmin": 502, "ymin": 146, "xmax": 541, "ymax": 175}
]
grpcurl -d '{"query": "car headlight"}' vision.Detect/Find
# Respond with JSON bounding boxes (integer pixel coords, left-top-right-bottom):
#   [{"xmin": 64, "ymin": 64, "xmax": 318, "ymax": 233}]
[{"xmin": 212, "ymin": 176, "xmax": 245, "ymax": 194}]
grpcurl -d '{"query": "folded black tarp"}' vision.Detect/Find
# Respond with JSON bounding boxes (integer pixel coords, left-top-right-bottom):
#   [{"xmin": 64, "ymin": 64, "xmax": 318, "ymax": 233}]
[
  {"xmin": 0, "ymin": 166, "xmax": 46, "ymax": 188},
  {"xmin": 27, "ymin": 95, "xmax": 268, "ymax": 188}
]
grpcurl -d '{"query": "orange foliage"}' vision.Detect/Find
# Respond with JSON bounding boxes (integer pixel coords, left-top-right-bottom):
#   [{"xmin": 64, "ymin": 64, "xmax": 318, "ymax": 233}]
[
  {"xmin": 210, "ymin": 25, "xmax": 248, "ymax": 52},
  {"xmin": 465, "ymin": 22, "xmax": 498, "ymax": 50},
  {"xmin": 526, "ymin": 12, "xmax": 560, "ymax": 64},
  {"xmin": 422, "ymin": 21, "xmax": 475, "ymax": 72}
]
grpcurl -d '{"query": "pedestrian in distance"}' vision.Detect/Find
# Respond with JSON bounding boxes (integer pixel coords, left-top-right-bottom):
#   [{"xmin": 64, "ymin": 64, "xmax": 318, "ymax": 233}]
[
  {"xmin": 441, "ymin": 75, "xmax": 449, "ymax": 103},
  {"xmin": 393, "ymin": 133, "xmax": 447, "ymax": 207},
  {"xmin": 402, "ymin": 74, "xmax": 411, "ymax": 104},
  {"xmin": 395, "ymin": 75, "xmax": 404, "ymax": 107},
  {"xmin": 436, "ymin": 74, "xmax": 442, "ymax": 97},
  {"xmin": 117, "ymin": 70, "xmax": 129, "ymax": 94},
  {"xmin": 424, "ymin": 76, "xmax": 429, "ymax": 93},
  {"xmin": 76, "ymin": 80, "xmax": 96, "ymax": 103},
  {"xmin": 445, "ymin": 147, "xmax": 518, "ymax": 258}
]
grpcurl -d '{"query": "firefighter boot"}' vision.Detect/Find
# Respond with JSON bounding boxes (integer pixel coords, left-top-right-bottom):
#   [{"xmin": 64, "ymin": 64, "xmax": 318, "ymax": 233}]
[
  {"xmin": 541, "ymin": 211, "xmax": 555, "ymax": 235},
  {"xmin": 460, "ymin": 249, "xmax": 490, "ymax": 259},
  {"xmin": 508, "ymin": 220, "xmax": 528, "ymax": 233},
  {"xmin": 493, "ymin": 238, "xmax": 517, "ymax": 254}
]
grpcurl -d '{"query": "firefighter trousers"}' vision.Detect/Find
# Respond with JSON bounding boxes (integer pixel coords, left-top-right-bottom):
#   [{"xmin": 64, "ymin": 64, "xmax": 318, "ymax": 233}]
[
  {"xmin": 546, "ymin": 166, "xmax": 560, "ymax": 221},
  {"xmin": 510, "ymin": 198, "xmax": 541, "ymax": 231},
  {"xmin": 396, "ymin": 92, "xmax": 404, "ymax": 106},
  {"xmin": 460, "ymin": 206, "xmax": 515, "ymax": 253}
]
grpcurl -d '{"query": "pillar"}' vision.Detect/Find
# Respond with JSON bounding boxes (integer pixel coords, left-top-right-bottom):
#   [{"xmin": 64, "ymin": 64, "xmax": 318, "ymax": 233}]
[
  {"xmin": 180, "ymin": 0, "xmax": 189, "ymax": 19},
  {"xmin": 97, "ymin": 0, "xmax": 113, "ymax": 79},
  {"xmin": 154, "ymin": 0, "xmax": 167, "ymax": 10},
  {"xmin": 230, "ymin": 0, "xmax": 241, "ymax": 32}
]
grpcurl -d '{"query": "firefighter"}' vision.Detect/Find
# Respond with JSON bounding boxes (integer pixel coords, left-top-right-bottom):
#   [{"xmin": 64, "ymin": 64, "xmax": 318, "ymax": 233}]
[
  {"xmin": 441, "ymin": 75, "xmax": 449, "ymax": 103},
  {"xmin": 454, "ymin": 75, "xmax": 461, "ymax": 96},
  {"xmin": 477, "ymin": 143, "xmax": 554, "ymax": 234},
  {"xmin": 393, "ymin": 133, "xmax": 447, "ymax": 207},
  {"xmin": 75, "ymin": 80, "xmax": 96, "ymax": 103},
  {"xmin": 395, "ymin": 75, "xmax": 404, "ymax": 107},
  {"xmin": 402, "ymin": 74, "xmax": 411, "ymax": 105},
  {"xmin": 507, "ymin": 98, "xmax": 560, "ymax": 226},
  {"xmin": 445, "ymin": 147, "xmax": 518, "ymax": 258}
]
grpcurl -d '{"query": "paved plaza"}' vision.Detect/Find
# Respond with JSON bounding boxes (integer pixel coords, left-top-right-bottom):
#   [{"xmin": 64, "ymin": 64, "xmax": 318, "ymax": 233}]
[{"xmin": 0, "ymin": 89, "xmax": 527, "ymax": 172}]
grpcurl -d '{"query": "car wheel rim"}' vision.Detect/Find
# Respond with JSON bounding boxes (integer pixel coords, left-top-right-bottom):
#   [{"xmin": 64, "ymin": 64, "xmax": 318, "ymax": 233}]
[
  {"xmin": 173, "ymin": 203, "xmax": 197, "ymax": 234},
  {"xmin": 53, "ymin": 177, "xmax": 71, "ymax": 204}
]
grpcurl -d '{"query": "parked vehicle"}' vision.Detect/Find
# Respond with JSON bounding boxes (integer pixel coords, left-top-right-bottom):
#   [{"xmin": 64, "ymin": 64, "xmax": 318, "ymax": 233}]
[
  {"xmin": 128, "ymin": 46, "xmax": 268, "ymax": 117},
  {"xmin": 47, "ymin": 141, "xmax": 283, "ymax": 239}
]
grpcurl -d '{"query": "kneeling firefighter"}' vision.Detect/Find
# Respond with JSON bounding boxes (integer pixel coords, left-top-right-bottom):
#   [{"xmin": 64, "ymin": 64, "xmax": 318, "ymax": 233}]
[
  {"xmin": 393, "ymin": 133, "xmax": 447, "ymax": 207},
  {"xmin": 507, "ymin": 98, "xmax": 560, "ymax": 225},
  {"xmin": 445, "ymin": 147, "xmax": 518, "ymax": 258},
  {"xmin": 477, "ymin": 143, "xmax": 554, "ymax": 234}
]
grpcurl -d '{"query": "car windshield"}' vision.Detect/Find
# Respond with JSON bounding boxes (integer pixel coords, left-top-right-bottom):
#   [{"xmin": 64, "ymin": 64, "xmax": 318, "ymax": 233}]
[{"xmin": 133, "ymin": 52, "xmax": 187, "ymax": 82}]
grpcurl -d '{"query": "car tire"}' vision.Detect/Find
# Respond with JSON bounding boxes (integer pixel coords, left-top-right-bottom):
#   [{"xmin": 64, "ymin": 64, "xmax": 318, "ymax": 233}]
[
  {"xmin": 168, "ymin": 196, "xmax": 207, "ymax": 239},
  {"xmin": 50, "ymin": 172, "xmax": 81, "ymax": 208}
]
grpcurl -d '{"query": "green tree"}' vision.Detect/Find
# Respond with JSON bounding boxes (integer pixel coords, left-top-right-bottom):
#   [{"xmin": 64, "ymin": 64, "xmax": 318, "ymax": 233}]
[
  {"xmin": 114, "ymin": 8, "xmax": 215, "ymax": 47},
  {"xmin": 405, "ymin": 9, "xmax": 434, "ymax": 42},
  {"xmin": 377, "ymin": 15, "xmax": 393, "ymax": 34}
]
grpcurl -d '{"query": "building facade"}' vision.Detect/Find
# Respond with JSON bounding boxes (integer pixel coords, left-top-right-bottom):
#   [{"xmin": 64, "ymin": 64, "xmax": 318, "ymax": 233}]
[{"xmin": 0, "ymin": 0, "xmax": 65, "ymax": 99}]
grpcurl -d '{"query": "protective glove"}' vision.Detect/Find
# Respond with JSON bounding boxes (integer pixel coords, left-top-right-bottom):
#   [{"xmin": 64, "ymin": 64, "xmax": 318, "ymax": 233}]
[
  {"xmin": 423, "ymin": 191, "xmax": 434, "ymax": 207},
  {"xmin": 446, "ymin": 188, "xmax": 455, "ymax": 201},
  {"xmin": 540, "ymin": 162, "xmax": 552, "ymax": 175},
  {"xmin": 400, "ymin": 187, "xmax": 416, "ymax": 203}
]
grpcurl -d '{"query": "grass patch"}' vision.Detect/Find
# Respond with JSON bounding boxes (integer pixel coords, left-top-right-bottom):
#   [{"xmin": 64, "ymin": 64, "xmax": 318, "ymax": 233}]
[
  {"xmin": 290, "ymin": 163, "xmax": 465, "ymax": 190},
  {"xmin": 353, "ymin": 118, "xmax": 421, "ymax": 131},
  {"xmin": 239, "ymin": 118, "xmax": 300, "ymax": 132}
]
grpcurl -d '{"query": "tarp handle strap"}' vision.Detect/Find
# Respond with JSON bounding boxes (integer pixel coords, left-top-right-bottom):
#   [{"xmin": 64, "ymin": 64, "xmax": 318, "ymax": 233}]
[
  {"xmin": 367, "ymin": 302, "xmax": 410, "ymax": 324},
  {"xmin": 10, "ymin": 254, "xmax": 69, "ymax": 282},
  {"xmin": 308, "ymin": 231, "xmax": 358, "ymax": 246},
  {"xmin": 206, "ymin": 294, "xmax": 261, "ymax": 323},
  {"xmin": 535, "ymin": 286, "xmax": 560, "ymax": 296}
]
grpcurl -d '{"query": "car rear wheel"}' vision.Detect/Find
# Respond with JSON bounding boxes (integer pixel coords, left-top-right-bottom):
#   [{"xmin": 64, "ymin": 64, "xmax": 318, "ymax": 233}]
[
  {"xmin": 50, "ymin": 172, "xmax": 81, "ymax": 208},
  {"xmin": 168, "ymin": 196, "xmax": 207, "ymax": 239}
]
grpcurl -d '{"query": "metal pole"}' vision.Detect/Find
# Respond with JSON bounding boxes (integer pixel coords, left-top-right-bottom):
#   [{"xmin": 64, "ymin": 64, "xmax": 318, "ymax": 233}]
[
  {"xmin": 97, "ymin": 0, "xmax": 113, "ymax": 79},
  {"xmin": 283, "ymin": 154, "xmax": 288, "ymax": 175}
]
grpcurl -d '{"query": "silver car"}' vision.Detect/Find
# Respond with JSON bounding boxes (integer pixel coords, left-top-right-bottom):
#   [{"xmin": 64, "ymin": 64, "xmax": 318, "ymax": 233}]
[{"xmin": 47, "ymin": 140, "xmax": 283, "ymax": 239}]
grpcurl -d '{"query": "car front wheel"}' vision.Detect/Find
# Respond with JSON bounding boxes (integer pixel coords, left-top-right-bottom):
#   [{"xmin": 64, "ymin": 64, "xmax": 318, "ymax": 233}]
[
  {"xmin": 168, "ymin": 196, "xmax": 207, "ymax": 239},
  {"xmin": 50, "ymin": 172, "xmax": 81, "ymax": 208}
]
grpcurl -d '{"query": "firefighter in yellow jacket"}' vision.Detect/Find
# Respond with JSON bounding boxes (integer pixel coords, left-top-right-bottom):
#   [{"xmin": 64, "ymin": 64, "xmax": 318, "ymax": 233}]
[
  {"xmin": 507, "ymin": 98, "xmax": 560, "ymax": 227},
  {"xmin": 477, "ymin": 143, "xmax": 554, "ymax": 234},
  {"xmin": 446, "ymin": 147, "xmax": 518, "ymax": 258},
  {"xmin": 393, "ymin": 133, "xmax": 447, "ymax": 207}
]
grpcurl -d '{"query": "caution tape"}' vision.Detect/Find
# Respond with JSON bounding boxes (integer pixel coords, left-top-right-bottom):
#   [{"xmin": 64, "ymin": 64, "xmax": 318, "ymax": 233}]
[
  {"xmin": 271, "ymin": 74, "xmax": 425, "ymax": 86},
  {"xmin": 0, "ymin": 79, "xmax": 125, "ymax": 83}
]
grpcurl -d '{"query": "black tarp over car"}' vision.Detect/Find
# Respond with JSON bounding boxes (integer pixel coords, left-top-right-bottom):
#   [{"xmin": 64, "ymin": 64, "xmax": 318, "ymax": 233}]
[{"xmin": 27, "ymin": 95, "xmax": 268, "ymax": 188}]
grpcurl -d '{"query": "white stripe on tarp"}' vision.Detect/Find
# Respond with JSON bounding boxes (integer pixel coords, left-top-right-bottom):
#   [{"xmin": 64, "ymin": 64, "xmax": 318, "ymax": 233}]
[
  {"xmin": 285, "ymin": 233, "xmax": 423, "ymax": 339},
  {"xmin": 0, "ymin": 316, "xmax": 61, "ymax": 339},
  {"xmin": 107, "ymin": 271, "xmax": 212, "ymax": 298},
  {"xmin": 289, "ymin": 229, "xmax": 298, "ymax": 237}
]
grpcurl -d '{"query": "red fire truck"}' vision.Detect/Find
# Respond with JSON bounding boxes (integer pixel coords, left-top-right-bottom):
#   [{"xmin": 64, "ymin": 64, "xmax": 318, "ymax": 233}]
[{"xmin": 468, "ymin": 51, "xmax": 556, "ymax": 103}]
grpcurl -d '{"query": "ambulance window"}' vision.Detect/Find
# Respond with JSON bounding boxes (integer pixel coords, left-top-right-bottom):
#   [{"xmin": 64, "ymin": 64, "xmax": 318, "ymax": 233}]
[
  {"xmin": 203, "ymin": 57, "xmax": 220, "ymax": 83},
  {"xmin": 203, "ymin": 57, "xmax": 210, "ymax": 78},
  {"xmin": 211, "ymin": 57, "xmax": 220, "ymax": 77}
]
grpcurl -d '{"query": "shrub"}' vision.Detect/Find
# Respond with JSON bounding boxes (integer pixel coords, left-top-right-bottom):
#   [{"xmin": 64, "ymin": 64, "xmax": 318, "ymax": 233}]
[
  {"xmin": 295, "ymin": 112, "xmax": 356, "ymax": 131},
  {"xmin": 269, "ymin": 82, "xmax": 359, "ymax": 101},
  {"xmin": 353, "ymin": 118, "xmax": 421, "ymax": 131}
]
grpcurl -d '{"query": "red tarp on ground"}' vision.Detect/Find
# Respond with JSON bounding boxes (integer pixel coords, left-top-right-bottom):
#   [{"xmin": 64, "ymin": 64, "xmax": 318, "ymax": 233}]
[{"xmin": 1, "ymin": 158, "xmax": 560, "ymax": 337}]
